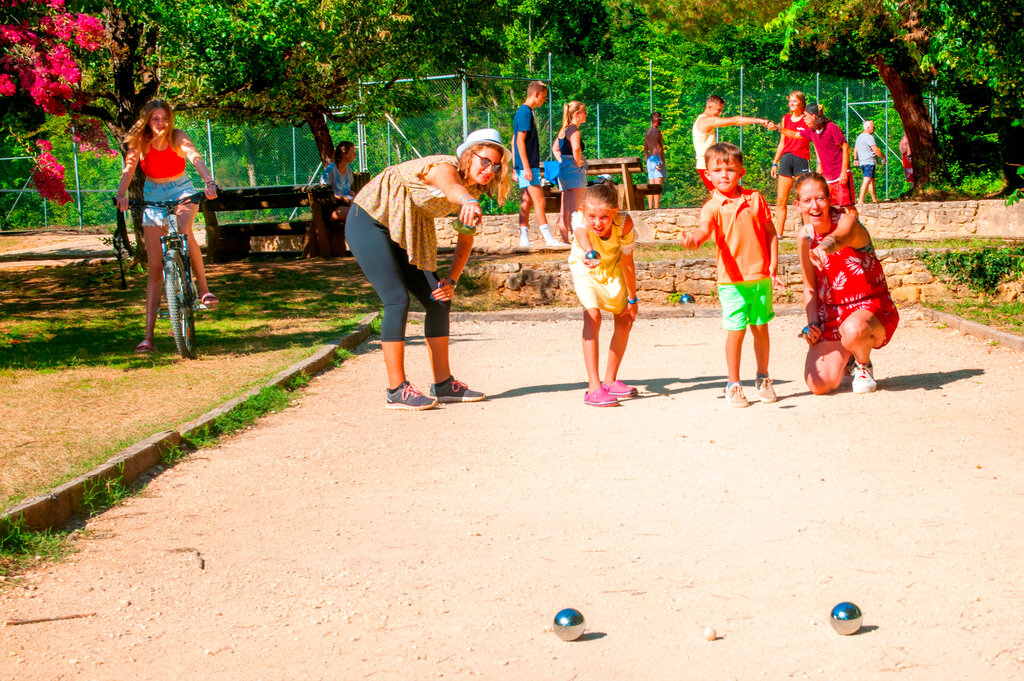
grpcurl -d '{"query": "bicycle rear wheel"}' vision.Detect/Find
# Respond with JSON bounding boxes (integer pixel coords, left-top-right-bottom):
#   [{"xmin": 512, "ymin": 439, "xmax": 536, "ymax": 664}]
[{"xmin": 163, "ymin": 249, "xmax": 197, "ymax": 359}]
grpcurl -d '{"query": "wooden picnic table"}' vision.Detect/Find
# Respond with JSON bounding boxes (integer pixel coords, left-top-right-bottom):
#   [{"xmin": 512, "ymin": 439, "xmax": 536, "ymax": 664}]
[
  {"xmin": 200, "ymin": 184, "xmax": 338, "ymax": 262},
  {"xmin": 543, "ymin": 156, "xmax": 659, "ymax": 211},
  {"xmin": 586, "ymin": 156, "xmax": 648, "ymax": 210}
]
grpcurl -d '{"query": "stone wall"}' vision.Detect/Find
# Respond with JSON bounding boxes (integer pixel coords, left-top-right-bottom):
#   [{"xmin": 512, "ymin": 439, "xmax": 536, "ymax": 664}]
[
  {"xmin": 437, "ymin": 199, "xmax": 1024, "ymax": 250},
  {"xmin": 465, "ymin": 248, "xmax": 1022, "ymax": 306}
]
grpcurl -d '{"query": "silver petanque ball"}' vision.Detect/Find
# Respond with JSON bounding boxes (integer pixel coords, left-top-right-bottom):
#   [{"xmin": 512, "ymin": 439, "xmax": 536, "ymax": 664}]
[
  {"xmin": 830, "ymin": 602, "xmax": 863, "ymax": 635},
  {"xmin": 678, "ymin": 293, "xmax": 695, "ymax": 304},
  {"xmin": 553, "ymin": 608, "xmax": 586, "ymax": 641}
]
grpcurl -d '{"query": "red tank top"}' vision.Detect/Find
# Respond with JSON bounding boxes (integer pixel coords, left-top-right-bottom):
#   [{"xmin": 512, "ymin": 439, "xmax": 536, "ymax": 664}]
[
  {"xmin": 140, "ymin": 143, "xmax": 186, "ymax": 179},
  {"xmin": 781, "ymin": 113, "xmax": 811, "ymax": 159}
]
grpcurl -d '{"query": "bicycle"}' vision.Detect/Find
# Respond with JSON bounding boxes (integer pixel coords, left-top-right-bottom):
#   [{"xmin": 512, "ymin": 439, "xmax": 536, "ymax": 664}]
[{"xmin": 115, "ymin": 191, "xmax": 208, "ymax": 359}]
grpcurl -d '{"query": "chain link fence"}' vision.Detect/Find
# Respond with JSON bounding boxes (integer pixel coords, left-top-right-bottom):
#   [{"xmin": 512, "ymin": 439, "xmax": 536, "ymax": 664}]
[{"xmin": 0, "ymin": 62, "xmax": 928, "ymax": 231}]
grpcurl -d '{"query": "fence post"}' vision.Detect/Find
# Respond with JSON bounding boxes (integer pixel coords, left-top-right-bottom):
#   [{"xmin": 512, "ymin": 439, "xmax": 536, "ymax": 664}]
[
  {"xmin": 206, "ymin": 119, "xmax": 215, "ymax": 182},
  {"xmin": 845, "ymin": 86, "xmax": 850, "ymax": 151},
  {"xmin": 292, "ymin": 126, "xmax": 297, "ymax": 185},
  {"xmin": 739, "ymin": 65, "xmax": 744, "ymax": 151},
  {"xmin": 884, "ymin": 88, "xmax": 890, "ymax": 200},
  {"xmin": 596, "ymin": 104, "xmax": 601, "ymax": 158},
  {"xmin": 71, "ymin": 123, "xmax": 83, "ymax": 229},
  {"xmin": 816, "ymin": 72, "xmax": 820, "ymax": 103},
  {"xmin": 387, "ymin": 124, "xmax": 392, "ymax": 166},
  {"xmin": 548, "ymin": 53, "xmax": 553, "ymax": 153},
  {"xmin": 461, "ymin": 74, "xmax": 468, "ymax": 140},
  {"xmin": 649, "ymin": 59, "xmax": 653, "ymax": 114}
]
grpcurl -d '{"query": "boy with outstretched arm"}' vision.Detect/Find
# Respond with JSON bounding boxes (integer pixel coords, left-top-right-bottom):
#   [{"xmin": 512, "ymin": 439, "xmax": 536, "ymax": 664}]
[{"xmin": 680, "ymin": 142, "xmax": 783, "ymax": 407}]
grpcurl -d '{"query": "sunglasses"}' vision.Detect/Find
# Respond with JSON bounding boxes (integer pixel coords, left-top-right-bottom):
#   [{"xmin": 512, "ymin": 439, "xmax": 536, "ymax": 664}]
[{"xmin": 473, "ymin": 152, "xmax": 501, "ymax": 170}]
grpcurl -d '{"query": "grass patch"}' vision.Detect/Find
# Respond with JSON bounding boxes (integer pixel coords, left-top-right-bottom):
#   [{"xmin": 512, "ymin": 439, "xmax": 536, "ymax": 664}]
[
  {"xmin": 184, "ymin": 381, "xmax": 300, "ymax": 449},
  {"xmin": 926, "ymin": 298, "xmax": 1024, "ymax": 338},
  {"xmin": 80, "ymin": 465, "xmax": 132, "ymax": 516},
  {"xmin": 0, "ymin": 257, "xmax": 380, "ymax": 510},
  {"xmin": 0, "ymin": 517, "xmax": 70, "ymax": 579}
]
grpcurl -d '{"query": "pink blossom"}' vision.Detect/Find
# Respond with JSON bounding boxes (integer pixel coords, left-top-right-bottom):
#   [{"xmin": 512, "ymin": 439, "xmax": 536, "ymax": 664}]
[
  {"xmin": 36, "ymin": 139, "xmax": 54, "ymax": 152},
  {"xmin": 74, "ymin": 14, "xmax": 104, "ymax": 50},
  {"xmin": 0, "ymin": 73, "xmax": 14, "ymax": 96},
  {"xmin": 31, "ymin": 152, "xmax": 72, "ymax": 205}
]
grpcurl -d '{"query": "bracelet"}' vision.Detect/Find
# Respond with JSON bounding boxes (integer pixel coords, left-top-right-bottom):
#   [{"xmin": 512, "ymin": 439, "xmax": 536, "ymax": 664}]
[
  {"xmin": 771, "ymin": 163, "xmax": 778, "ymax": 167},
  {"xmin": 205, "ymin": 180, "xmax": 216, "ymax": 186},
  {"xmin": 461, "ymin": 197, "xmax": 478, "ymax": 205},
  {"xmin": 443, "ymin": 277, "xmax": 457, "ymax": 288},
  {"xmin": 627, "ymin": 296, "xmax": 639, "ymax": 305}
]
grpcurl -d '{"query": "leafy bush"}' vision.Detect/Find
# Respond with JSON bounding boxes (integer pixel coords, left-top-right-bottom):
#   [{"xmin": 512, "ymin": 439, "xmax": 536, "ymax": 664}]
[{"xmin": 923, "ymin": 247, "xmax": 1024, "ymax": 295}]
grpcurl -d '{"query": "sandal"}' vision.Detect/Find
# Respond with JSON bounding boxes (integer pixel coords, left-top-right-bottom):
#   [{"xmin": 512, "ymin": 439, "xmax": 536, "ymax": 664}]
[
  {"xmin": 134, "ymin": 340, "xmax": 153, "ymax": 354},
  {"xmin": 200, "ymin": 292, "xmax": 219, "ymax": 307}
]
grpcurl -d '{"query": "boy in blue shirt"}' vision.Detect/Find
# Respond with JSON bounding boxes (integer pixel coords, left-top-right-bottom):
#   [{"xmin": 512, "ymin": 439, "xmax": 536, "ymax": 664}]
[{"xmin": 514, "ymin": 81, "xmax": 559, "ymax": 247}]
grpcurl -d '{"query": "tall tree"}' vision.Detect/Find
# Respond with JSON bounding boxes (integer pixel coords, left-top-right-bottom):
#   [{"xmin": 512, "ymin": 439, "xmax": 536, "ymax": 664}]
[{"xmin": 158, "ymin": 0, "xmax": 509, "ymax": 164}]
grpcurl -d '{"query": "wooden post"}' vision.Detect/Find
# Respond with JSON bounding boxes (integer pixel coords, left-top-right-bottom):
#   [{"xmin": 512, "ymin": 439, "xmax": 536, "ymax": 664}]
[{"xmin": 201, "ymin": 205, "xmax": 222, "ymax": 263}]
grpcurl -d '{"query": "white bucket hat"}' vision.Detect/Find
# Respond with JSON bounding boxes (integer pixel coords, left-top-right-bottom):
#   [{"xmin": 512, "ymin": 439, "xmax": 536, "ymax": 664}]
[{"xmin": 456, "ymin": 128, "xmax": 512, "ymax": 165}]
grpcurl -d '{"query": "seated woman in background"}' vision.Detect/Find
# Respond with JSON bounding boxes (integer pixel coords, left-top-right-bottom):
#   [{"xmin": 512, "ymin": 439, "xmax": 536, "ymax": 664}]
[{"xmin": 322, "ymin": 140, "xmax": 357, "ymax": 224}]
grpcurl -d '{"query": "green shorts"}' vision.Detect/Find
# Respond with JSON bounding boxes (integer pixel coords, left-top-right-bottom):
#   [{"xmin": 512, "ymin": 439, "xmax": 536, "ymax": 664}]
[{"xmin": 718, "ymin": 279, "xmax": 774, "ymax": 331}]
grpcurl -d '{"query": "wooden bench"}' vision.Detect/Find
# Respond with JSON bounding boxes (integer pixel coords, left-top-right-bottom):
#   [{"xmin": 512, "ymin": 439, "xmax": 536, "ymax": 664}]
[{"xmin": 200, "ymin": 172, "xmax": 370, "ymax": 262}]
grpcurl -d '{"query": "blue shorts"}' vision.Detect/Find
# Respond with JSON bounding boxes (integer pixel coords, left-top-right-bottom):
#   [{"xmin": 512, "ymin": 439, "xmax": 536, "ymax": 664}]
[
  {"xmin": 557, "ymin": 160, "xmax": 587, "ymax": 190},
  {"xmin": 142, "ymin": 176, "xmax": 195, "ymax": 226},
  {"xmin": 718, "ymin": 279, "xmax": 774, "ymax": 331},
  {"xmin": 860, "ymin": 164, "xmax": 876, "ymax": 179},
  {"xmin": 646, "ymin": 155, "xmax": 665, "ymax": 180},
  {"xmin": 517, "ymin": 168, "xmax": 542, "ymax": 189}
]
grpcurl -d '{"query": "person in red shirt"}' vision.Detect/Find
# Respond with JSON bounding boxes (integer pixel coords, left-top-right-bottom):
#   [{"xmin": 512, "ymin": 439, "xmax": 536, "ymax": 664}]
[
  {"xmin": 116, "ymin": 100, "xmax": 219, "ymax": 354},
  {"xmin": 795, "ymin": 173, "xmax": 899, "ymax": 395},
  {"xmin": 779, "ymin": 104, "xmax": 857, "ymax": 218},
  {"xmin": 770, "ymin": 90, "xmax": 813, "ymax": 236}
]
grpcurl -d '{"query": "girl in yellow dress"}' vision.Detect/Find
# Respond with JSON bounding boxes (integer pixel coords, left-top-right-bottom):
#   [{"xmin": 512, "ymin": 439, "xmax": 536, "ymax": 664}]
[{"xmin": 568, "ymin": 182, "xmax": 639, "ymax": 407}]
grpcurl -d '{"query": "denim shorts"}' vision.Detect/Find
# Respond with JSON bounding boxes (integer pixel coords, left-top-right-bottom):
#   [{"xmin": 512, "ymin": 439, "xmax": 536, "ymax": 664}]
[
  {"xmin": 557, "ymin": 160, "xmax": 587, "ymax": 190},
  {"xmin": 516, "ymin": 168, "xmax": 542, "ymax": 189},
  {"xmin": 142, "ymin": 176, "xmax": 196, "ymax": 226}
]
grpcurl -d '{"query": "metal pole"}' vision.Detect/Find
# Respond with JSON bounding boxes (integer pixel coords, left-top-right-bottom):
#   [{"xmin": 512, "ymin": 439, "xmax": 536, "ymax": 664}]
[
  {"xmin": 845, "ymin": 86, "xmax": 850, "ymax": 147},
  {"xmin": 816, "ymin": 72, "xmax": 820, "ymax": 103},
  {"xmin": 596, "ymin": 104, "xmax": 601, "ymax": 158},
  {"xmin": 43, "ymin": 196, "xmax": 48, "ymax": 228},
  {"xmin": 548, "ymin": 53, "xmax": 553, "ymax": 153},
  {"xmin": 649, "ymin": 59, "xmax": 653, "ymax": 114},
  {"xmin": 739, "ymin": 65, "xmax": 744, "ymax": 152},
  {"xmin": 71, "ymin": 124, "xmax": 83, "ymax": 229},
  {"xmin": 206, "ymin": 119, "xmax": 215, "ymax": 181},
  {"xmin": 884, "ymin": 89, "xmax": 890, "ymax": 200},
  {"xmin": 292, "ymin": 126, "xmax": 297, "ymax": 185},
  {"xmin": 387, "ymin": 124, "xmax": 392, "ymax": 166},
  {"xmin": 461, "ymin": 74, "xmax": 468, "ymax": 140}
]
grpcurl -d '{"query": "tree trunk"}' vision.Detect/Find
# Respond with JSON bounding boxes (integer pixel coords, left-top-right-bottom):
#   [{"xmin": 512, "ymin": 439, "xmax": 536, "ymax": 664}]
[
  {"xmin": 304, "ymin": 111, "xmax": 336, "ymax": 167},
  {"xmin": 871, "ymin": 56, "xmax": 937, "ymax": 189}
]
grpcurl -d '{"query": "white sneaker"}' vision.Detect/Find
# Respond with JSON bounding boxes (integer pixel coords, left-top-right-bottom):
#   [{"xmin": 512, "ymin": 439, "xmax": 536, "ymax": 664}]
[
  {"xmin": 519, "ymin": 233, "xmax": 531, "ymax": 248},
  {"xmin": 756, "ymin": 376, "xmax": 777, "ymax": 403},
  {"xmin": 851, "ymin": 362, "xmax": 877, "ymax": 393},
  {"xmin": 725, "ymin": 383, "xmax": 749, "ymax": 408}
]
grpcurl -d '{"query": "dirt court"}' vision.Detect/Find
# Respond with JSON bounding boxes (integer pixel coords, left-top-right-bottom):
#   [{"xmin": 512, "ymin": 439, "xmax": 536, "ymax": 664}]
[{"xmin": 2, "ymin": 311, "xmax": 1023, "ymax": 680}]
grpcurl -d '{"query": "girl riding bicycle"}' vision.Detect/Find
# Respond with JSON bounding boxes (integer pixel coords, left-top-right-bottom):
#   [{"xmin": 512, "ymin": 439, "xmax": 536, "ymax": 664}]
[{"xmin": 115, "ymin": 99, "xmax": 219, "ymax": 354}]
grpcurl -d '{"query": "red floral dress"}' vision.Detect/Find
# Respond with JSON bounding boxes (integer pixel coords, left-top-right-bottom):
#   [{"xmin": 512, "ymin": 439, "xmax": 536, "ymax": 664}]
[{"xmin": 802, "ymin": 210, "xmax": 899, "ymax": 347}]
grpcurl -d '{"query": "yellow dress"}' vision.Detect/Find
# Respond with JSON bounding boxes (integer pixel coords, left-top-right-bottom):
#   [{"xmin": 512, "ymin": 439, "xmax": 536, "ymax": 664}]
[{"xmin": 568, "ymin": 211, "xmax": 636, "ymax": 313}]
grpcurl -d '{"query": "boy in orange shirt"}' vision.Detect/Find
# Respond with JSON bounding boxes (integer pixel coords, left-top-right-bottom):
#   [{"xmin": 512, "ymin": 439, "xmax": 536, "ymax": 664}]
[{"xmin": 680, "ymin": 142, "xmax": 783, "ymax": 407}]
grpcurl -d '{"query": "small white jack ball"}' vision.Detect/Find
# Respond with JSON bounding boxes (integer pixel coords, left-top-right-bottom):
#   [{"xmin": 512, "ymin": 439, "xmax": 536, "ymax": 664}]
[{"xmin": 704, "ymin": 627, "xmax": 717, "ymax": 641}]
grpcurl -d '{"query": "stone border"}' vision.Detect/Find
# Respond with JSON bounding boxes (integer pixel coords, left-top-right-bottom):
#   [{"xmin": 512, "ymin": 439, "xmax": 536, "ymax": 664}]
[
  {"xmin": 919, "ymin": 307, "xmax": 1024, "ymax": 352},
  {"xmin": 0, "ymin": 312, "xmax": 379, "ymax": 534}
]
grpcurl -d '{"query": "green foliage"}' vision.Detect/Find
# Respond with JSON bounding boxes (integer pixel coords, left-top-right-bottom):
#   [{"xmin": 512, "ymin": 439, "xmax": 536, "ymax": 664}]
[
  {"xmin": 923, "ymin": 246, "xmax": 1024, "ymax": 294},
  {"xmin": 184, "ymin": 384, "xmax": 293, "ymax": 449},
  {"xmin": 0, "ymin": 517, "xmax": 65, "ymax": 564},
  {"xmin": 160, "ymin": 443, "xmax": 188, "ymax": 466},
  {"xmin": 80, "ymin": 465, "xmax": 131, "ymax": 515}
]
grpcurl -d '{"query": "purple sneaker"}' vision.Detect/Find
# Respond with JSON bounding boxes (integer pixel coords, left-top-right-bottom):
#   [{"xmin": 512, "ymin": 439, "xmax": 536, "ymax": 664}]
[
  {"xmin": 603, "ymin": 380, "xmax": 638, "ymax": 398},
  {"xmin": 584, "ymin": 385, "xmax": 619, "ymax": 407}
]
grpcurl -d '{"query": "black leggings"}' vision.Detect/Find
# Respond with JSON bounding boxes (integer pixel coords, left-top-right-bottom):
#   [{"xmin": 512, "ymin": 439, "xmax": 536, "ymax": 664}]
[{"xmin": 346, "ymin": 204, "xmax": 451, "ymax": 342}]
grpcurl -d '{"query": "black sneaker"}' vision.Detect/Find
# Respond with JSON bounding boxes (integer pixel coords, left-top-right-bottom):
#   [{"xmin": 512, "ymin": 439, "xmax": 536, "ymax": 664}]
[
  {"xmin": 386, "ymin": 381, "xmax": 438, "ymax": 411},
  {"xmin": 430, "ymin": 376, "xmax": 486, "ymax": 403}
]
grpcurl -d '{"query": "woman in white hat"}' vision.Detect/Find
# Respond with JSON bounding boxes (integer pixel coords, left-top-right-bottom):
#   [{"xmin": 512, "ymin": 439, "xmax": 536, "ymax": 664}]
[{"xmin": 347, "ymin": 128, "xmax": 512, "ymax": 410}]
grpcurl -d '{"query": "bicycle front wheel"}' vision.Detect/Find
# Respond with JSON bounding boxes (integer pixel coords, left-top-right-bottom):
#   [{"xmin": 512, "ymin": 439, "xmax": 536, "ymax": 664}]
[{"xmin": 163, "ymin": 249, "xmax": 197, "ymax": 359}]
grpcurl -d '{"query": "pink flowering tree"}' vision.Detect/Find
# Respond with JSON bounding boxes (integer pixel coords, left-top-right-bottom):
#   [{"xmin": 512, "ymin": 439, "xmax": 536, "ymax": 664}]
[{"xmin": 0, "ymin": 0, "xmax": 112, "ymax": 205}]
